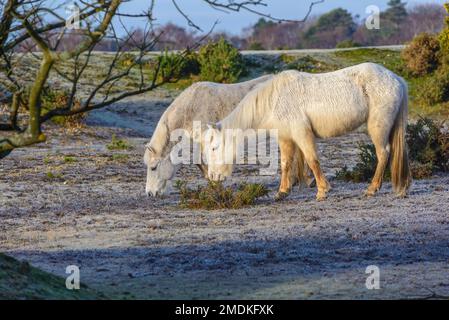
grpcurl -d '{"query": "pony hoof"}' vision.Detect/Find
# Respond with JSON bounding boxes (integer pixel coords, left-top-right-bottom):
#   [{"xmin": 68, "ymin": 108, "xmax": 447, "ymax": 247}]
[
  {"xmin": 307, "ymin": 178, "xmax": 316, "ymax": 188},
  {"xmin": 395, "ymin": 191, "xmax": 408, "ymax": 199},
  {"xmin": 364, "ymin": 190, "xmax": 376, "ymax": 197},
  {"xmin": 316, "ymin": 192, "xmax": 327, "ymax": 201},
  {"xmin": 275, "ymin": 192, "xmax": 289, "ymax": 201}
]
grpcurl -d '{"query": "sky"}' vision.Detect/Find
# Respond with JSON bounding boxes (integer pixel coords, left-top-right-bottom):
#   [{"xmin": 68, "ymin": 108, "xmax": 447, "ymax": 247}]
[{"xmin": 117, "ymin": 0, "xmax": 448, "ymax": 35}]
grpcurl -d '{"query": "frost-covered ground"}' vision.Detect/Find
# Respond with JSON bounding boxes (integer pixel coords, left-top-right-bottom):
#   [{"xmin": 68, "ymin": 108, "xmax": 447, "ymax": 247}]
[{"xmin": 1, "ymin": 89, "xmax": 448, "ymax": 299}]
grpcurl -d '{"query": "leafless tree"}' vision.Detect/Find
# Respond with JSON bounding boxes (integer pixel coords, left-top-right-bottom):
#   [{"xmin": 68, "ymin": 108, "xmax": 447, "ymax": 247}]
[{"xmin": 0, "ymin": 0, "xmax": 324, "ymax": 159}]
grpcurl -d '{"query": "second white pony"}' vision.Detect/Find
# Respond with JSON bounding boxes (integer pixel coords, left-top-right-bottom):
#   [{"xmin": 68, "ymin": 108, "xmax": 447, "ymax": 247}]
[{"xmin": 203, "ymin": 63, "xmax": 411, "ymax": 200}]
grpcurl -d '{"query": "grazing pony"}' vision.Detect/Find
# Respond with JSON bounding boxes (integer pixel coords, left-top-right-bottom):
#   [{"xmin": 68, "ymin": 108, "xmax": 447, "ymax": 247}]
[
  {"xmin": 144, "ymin": 75, "xmax": 312, "ymax": 197},
  {"xmin": 203, "ymin": 63, "xmax": 411, "ymax": 200}
]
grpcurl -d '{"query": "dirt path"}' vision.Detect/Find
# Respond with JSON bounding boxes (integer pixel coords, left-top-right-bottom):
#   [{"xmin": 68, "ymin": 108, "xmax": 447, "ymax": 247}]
[{"xmin": 1, "ymin": 95, "xmax": 448, "ymax": 299}]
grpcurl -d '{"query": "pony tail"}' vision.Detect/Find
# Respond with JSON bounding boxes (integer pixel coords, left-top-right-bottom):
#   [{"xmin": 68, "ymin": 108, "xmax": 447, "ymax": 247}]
[{"xmin": 389, "ymin": 80, "xmax": 411, "ymax": 197}]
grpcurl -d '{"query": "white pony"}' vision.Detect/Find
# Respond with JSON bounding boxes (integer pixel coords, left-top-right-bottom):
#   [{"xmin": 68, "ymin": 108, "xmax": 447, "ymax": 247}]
[
  {"xmin": 144, "ymin": 75, "xmax": 312, "ymax": 197},
  {"xmin": 203, "ymin": 63, "xmax": 412, "ymax": 200}
]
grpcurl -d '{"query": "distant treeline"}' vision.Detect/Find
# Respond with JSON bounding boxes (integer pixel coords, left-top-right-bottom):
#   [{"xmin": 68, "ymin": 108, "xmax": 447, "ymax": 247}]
[{"xmin": 17, "ymin": 1, "xmax": 447, "ymax": 52}]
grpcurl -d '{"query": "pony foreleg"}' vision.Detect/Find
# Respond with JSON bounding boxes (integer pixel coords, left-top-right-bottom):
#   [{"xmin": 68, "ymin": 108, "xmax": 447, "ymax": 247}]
[
  {"xmin": 275, "ymin": 139, "xmax": 296, "ymax": 201},
  {"xmin": 198, "ymin": 164, "xmax": 209, "ymax": 178},
  {"xmin": 293, "ymin": 130, "xmax": 330, "ymax": 201}
]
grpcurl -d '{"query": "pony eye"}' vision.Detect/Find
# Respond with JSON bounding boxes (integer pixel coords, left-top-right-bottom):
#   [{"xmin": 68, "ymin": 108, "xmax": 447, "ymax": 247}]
[{"xmin": 150, "ymin": 162, "xmax": 158, "ymax": 171}]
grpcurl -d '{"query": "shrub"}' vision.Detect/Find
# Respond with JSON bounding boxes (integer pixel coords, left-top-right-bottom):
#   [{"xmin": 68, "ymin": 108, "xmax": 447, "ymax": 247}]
[
  {"xmin": 401, "ymin": 33, "xmax": 440, "ymax": 76},
  {"xmin": 174, "ymin": 180, "xmax": 269, "ymax": 210},
  {"xmin": 406, "ymin": 117, "xmax": 449, "ymax": 173},
  {"xmin": 416, "ymin": 66, "xmax": 449, "ymax": 106},
  {"xmin": 155, "ymin": 50, "xmax": 199, "ymax": 82},
  {"xmin": 40, "ymin": 88, "xmax": 85, "ymax": 129},
  {"xmin": 197, "ymin": 38, "xmax": 245, "ymax": 83}
]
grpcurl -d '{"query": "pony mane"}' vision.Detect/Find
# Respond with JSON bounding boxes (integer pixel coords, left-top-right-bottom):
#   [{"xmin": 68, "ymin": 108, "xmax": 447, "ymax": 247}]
[
  {"xmin": 219, "ymin": 73, "xmax": 292, "ymax": 130},
  {"xmin": 147, "ymin": 75, "xmax": 274, "ymax": 157}
]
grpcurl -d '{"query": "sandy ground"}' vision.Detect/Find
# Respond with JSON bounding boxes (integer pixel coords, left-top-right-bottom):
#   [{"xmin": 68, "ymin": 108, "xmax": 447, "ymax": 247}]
[{"xmin": 1, "ymin": 92, "xmax": 449, "ymax": 299}]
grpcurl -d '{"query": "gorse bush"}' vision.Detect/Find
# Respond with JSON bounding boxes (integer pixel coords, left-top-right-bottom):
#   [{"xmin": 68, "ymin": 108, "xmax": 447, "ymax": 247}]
[
  {"xmin": 407, "ymin": 117, "xmax": 449, "ymax": 173},
  {"xmin": 174, "ymin": 180, "xmax": 269, "ymax": 210},
  {"xmin": 156, "ymin": 50, "xmax": 199, "ymax": 82},
  {"xmin": 402, "ymin": 4, "xmax": 449, "ymax": 106},
  {"xmin": 401, "ymin": 33, "xmax": 440, "ymax": 76},
  {"xmin": 416, "ymin": 66, "xmax": 449, "ymax": 106},
  {"xmin": 197, "ymin": 38, "xmax": 245, "ymax": 83},
  {"xmin": 336, "ymin": 117, "xmax": 449, "ymax": 182}
]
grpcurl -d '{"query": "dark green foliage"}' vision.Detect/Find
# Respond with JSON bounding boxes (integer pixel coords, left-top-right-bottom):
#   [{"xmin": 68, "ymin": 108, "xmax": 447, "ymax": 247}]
[
  {"xmin": 407, "ymin": 117, "xmax": 449, "ymax": 172},
  {"xmin": 307, "ymin": 8, "xmax": 356, "ymax": 36},
  {"xmin": 174, "ymin": 180, "xmax": 269, "ymax": 210},
  {"xmin": 197, "ymin": 38, "xmax": 245, "ymax": 83},
  {"xmin": 416, "ymin": 67, "xmax": 449, "ymax": 106},
  {"xmin": 384, "ymin": 0, "xmax": 408, "ymax": 25},
  {"xmin": 305, "ymin": 8, "xmax": 356, "ymax": 47},
  {"xmin": 156, "ymin": 50, "xmax": 200, "ymax": 82}
]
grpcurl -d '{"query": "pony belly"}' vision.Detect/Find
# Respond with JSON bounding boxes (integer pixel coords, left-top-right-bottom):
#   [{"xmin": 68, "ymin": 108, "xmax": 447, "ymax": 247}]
[{"xmin": 308, "ymin": 105, "xmax": 369, "ymax": 139}]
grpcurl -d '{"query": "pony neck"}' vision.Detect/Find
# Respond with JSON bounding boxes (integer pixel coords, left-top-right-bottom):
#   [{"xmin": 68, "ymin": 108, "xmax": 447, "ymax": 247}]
[{"xmin": 148, "ymin": 112, "xmax": 170, "ymax": 158}]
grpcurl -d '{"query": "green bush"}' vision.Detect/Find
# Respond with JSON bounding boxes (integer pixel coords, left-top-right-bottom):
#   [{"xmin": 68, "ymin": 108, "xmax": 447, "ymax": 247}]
[
  {"xmin": 407, "ymin": 117, "xmax": 449, "ymax": 173},
  {"xmin": 416, "ymin": 66, "xmax": 449, "ymax": 106},
  {"xmin": 401, "ymin": 33, "xmax": 440, "ymax": 76},
  {"xmin": 174, "ymin": 181, "xmax": 269, "ymax": 210},
  {"xmin": 156, "ymin": 50, "xmax": 199, "ymax": 82},
  {"xmin": 197, "ymin": 38, "xmax": 245, "ymax": 83}
]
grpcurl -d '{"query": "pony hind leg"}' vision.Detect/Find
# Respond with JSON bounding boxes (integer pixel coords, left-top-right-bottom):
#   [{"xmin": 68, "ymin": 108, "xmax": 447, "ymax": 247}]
[
  {"xmin": 365, "ymin": 123, "xmax": 391, "ymax": 196},
  {"xmin": 292, "ymin": 129, "xmax": 330, "ymax": 201},
  {"xmin": 276, "ymin": 138, "xmax": 297, "ymax": 201},
  {"xmin": 295, "ymin": 146, "xmax": 315, "ymax": 188}
]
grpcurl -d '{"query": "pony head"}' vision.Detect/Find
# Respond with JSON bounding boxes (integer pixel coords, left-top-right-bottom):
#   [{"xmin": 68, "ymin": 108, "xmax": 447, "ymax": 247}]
[
  {"xmin": 202, "ymin": 123, "xmax": 234, "ymax": 181},
  {"xmin": 144, "ymin": 145, "xmax": 176, "ymax": 197}
]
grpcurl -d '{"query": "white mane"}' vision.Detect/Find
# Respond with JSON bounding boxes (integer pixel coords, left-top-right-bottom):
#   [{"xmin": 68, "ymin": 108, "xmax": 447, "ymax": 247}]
[{"xmin": 147, "ymin": 75, "xmax": 274, "ymax": 158}]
